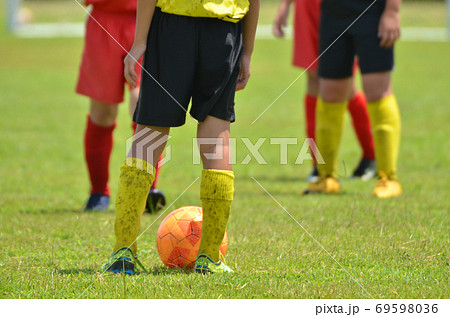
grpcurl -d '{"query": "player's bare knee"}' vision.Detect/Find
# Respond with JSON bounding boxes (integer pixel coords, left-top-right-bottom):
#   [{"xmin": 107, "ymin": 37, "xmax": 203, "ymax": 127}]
[
  {"xmin": 363, "ymin": 87, "xmax": 393, "ymax": 103},
  {"xmin": 319, "ymin": 78, "xmax": 352, "ymax": 103},
  {"xmin": 89, "ymin": 111, "xmax": 117, "ymax": 127},
  {"xmin": 362, "ymin": 72, "xmax": 392, "ymax": 102},
  {"xmin": 89, "ymin": 100, "xmax": 118, "ymax": 126}
]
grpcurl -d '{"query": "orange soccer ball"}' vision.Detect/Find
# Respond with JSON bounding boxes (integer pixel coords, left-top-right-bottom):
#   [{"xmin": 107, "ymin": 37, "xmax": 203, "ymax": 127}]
[{"xmin": 156, "ymin": 206, "xmax": 228, "ymax": 269}]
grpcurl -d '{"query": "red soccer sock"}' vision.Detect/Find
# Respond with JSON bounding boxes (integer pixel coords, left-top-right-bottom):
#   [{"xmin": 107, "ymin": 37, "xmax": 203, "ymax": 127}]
[
  {"xmin": 84, "ymin": 115, "xmax": 117, "ymax": 196},
  {"xmin": 304, "ymin": 94, "xmax": 318, "ymax": 165},
  {"xmin": 131, "ymin": 121, "xmax": 137, "ymax": 134},
  {"xmin": 348, "ymin": 92, "xmax": 375, "ymax": 160}
]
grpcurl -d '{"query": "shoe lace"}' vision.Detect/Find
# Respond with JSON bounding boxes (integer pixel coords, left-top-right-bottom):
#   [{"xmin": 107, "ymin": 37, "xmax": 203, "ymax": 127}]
[
  {"xmin": 134, "ymin": 255, "xmax": 148, "ymax": 273},
  {"xmin": 111, "ymin": 247, "xmax": 149, "ymax": 273}
]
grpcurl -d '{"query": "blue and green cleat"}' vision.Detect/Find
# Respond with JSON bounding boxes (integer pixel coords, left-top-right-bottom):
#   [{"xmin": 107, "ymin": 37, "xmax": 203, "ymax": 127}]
[
  {"xmin": 101, "ymin": 247, "xmax": 147, "ymax": 275},
  {"xmin": 195, "ymin": 254, "xmax": 233, "ymax": 274}
]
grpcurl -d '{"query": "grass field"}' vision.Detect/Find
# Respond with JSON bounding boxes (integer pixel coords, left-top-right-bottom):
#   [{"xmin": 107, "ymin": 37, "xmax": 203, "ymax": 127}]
[{"xmin": 0, "ymin": 2, "xmax": 449, "ymax": 299}]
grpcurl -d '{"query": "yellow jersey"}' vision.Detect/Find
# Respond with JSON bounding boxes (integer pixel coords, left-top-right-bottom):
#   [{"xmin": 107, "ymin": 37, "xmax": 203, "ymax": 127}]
[{"xmin": 156, "ymin": 0, "xmax": 249, "ymax": 23}]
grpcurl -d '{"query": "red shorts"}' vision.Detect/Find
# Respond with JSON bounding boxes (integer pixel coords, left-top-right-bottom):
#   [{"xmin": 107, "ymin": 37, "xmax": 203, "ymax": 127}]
[
  {"xmin": 293, "ymin": 0, "xmax": 321, "ymax": 70},
  {"xmin": 76, "ymin": 9, "xmax": 142, "ymax": 104}
]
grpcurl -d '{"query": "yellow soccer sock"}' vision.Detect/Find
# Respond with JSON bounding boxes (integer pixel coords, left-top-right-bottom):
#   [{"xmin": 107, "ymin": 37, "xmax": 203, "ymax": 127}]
[
  {"xmin": 367, "ymin": 95, "xmax": 401, "ymax": 179},
  {"xmin": 114, "ymin": 158, "xmax": 155, "ymax": 255},
  {"xmin": 316, "ymin": 98, "xmax": 347, "ymax": 178},
  {"xmin": 198, "ymin": 169, "xmax": 234, "ymax": 263}
]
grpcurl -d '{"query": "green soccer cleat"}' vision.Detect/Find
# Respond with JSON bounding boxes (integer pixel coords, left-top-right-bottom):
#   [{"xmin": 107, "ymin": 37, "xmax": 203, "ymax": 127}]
[
  {"xmin": 194, "ymin": 254, "xmax": 233, "ymax": 274},
  {"xmin": 101, "ymin": 247, "xmax": 147, "ymax": 275}
]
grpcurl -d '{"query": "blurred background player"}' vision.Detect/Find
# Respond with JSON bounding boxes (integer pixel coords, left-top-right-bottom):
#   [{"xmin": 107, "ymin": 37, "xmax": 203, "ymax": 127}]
[
  {"xmin": 273, "ymin": 0, "xmax": 376, "ymax": 182},
  {"xmin": 304, "ymin": 0, "xmax": 402, "ymax": 198},
  {"xmin": 102, "ymin": 0, "xmax": 259, "ymax": 275},
  {"xmin": 76, "ymin": 0, "xmax": 165, "ymax": 211}
]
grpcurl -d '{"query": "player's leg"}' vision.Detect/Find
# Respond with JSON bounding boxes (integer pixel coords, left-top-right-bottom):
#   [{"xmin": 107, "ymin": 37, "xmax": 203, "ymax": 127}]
[
  {"xmin": 129, "ymin": 87, "xmax": 166, "ymax": 212},
  {"xmin": 125, "ymin": 9, "xmax": 165, "ymax": 210},
  {"xmin": 303, "ymin": 6, "xmax": 354, "ymax": 194},
  {"xmin": 114, "ymin": 125, "xmax": 170, "ymax": 252},
  {"xmin": 312, "ymin": 77, "xmax": 351, "ymax": 190},
  {"xmin": 347, "ymin": 79, "xmax": 376, "ymax": 179},
  {"xmin": 102, "ymin": 124, "xmax": 170, "ymax": 274},
  {"xmin": 303, "ymin": 78, "xmax": 351, "ymax": 195},
  {"xmin": 362, "ymin": 72, "xmax": 401, "ymax": 198},
  {"xmin": 77, "ymin": 10, "xmax": 131, "ymax": 211},
  {"xmin": 304, "ymin": 70, "xmax": 319, "ymax": 158},
  {"xmin": 103, "ymin": 8, "xmax": 196, "ymax": 273},
  {"xmin": 292, "ymin": 0, "xmax": 321, "ymax": 181},
  {"xmin": 195, "ymin": 116, "xmax": 234, "ymax": 273},
  {"xmin": 354, "ymin": 9, "xmax": 401, "ymax": 198},
  {"xmin": 191, "ymin": 14, "xmax": 244, "ymax": 273},
  {"xmin": 130, "ymin": 88, "xmax": 161, "ymax": 190},
  {"xmin": 83, "ymin": 100, "xmax": 118, "ymax": 211},
  {"xmin": 304, "ymin": 71, "xmax": 320, "ymax": 182}
]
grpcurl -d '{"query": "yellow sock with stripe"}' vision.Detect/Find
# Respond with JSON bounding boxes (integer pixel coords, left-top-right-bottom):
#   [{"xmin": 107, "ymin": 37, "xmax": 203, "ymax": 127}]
[
  {"xmin": 114, "ymin": 158, "xmax": 155, "ymax": 255},
  {"xmin": 316, "ymin": 98, "xmax": 347, "ymax": 178},
  {"xmin": 367, "ymin": 94, "xmax": 401, "ymax": 179},
  {"xmin": 198, "ymin": 169, "xmax": 234, "ymax": 263}
]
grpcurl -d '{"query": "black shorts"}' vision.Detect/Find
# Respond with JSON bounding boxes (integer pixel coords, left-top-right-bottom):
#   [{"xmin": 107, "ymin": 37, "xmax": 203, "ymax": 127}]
[
  {"xmin": 134, "ymin": 8, "xmax": 243, "ymax": 127},
  {"xmin": 318, "ymin": 4, "xmax": 394, "ymax": 79}
]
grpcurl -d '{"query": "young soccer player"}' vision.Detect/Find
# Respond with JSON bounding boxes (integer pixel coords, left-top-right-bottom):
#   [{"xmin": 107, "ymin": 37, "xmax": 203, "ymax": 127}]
[
  {"xmin": 273, "ymin": 0, "xmax": 376, "ymax": 182},
  {"xmin": 101, "ymin": 0, "xmax": 260, "ymax": 274},
  {"xmin": 304, "ymin": 0, "xmax": 402, "ymax": 198},
  {"xmin": 76, "ymin": 0, "xmax": 165, "ymax": 211}
]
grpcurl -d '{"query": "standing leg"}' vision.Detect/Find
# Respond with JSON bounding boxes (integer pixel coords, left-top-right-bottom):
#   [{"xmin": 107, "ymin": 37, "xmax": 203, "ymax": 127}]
[
  {"xmin": 129, "ymin": 88, "xmax": 165, "ymax": 212},
  {"xmin": 304, "ymin": 71, "xmax": 320, "ymax": 181},
  {"xmin": 102, "ymin": 124, "xmax": 170, "ymax": 274},
  {"xmin": 347, "ymin": 81, "xmax": 376, "ymax": 179},
  {"xmin": 84, "ymin": 99, "xmax": 118, "ymax": 211},
  {"xmin": 129, "ymin": 88, "xmax": 163, "ymax": 185},
  {"xmin": 113, "ymin": 125, "xmax": 170, "ymax": 255},
  {"xmin": 362, "ymin": 72, "xmax": 401, "ymax": 198},
  {"xmin": 195, "ymin": 116, "xmax": 234, "ymax": 273},
  {"xmin": 304, "ymin": 77, "xmax": 352, "ymax": 194}
]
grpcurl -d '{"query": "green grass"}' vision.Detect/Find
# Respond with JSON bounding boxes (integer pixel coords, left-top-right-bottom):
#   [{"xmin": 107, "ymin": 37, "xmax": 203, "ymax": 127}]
[
  {"xmin": 0, "ymin": 2, "xmax": 449, "ymax": 299},
  {"xmin": 400, "ymin": 1, "xmax": 447, "ymax": 28}
]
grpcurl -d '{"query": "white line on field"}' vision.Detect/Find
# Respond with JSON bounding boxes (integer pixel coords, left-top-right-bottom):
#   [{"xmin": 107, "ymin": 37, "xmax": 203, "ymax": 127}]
[{"xmin": 11, "ymin": 23, "xmax": 448, "ymax": 42}]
